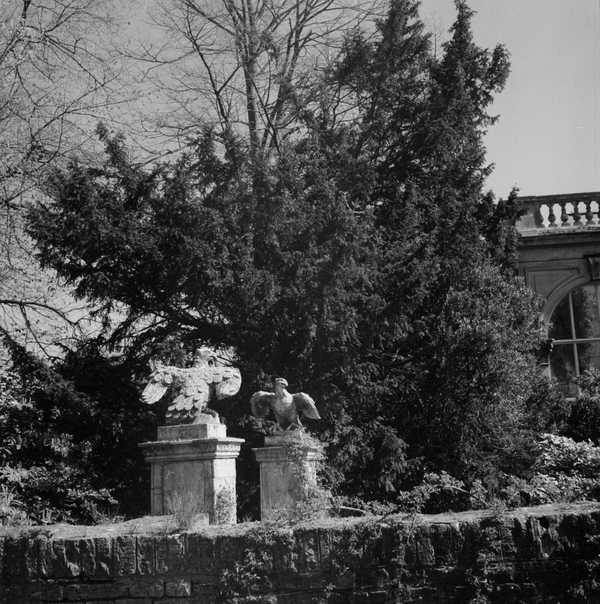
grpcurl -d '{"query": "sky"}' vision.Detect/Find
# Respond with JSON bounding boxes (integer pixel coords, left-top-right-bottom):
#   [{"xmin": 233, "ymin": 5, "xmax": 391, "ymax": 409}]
[
  {"xmin": 419, "ymin": 0, "xmax": 600, "ymax": 198},
  {"xmin": 120, "ymin": 0, "xmax": 600, "ymax": 199}
]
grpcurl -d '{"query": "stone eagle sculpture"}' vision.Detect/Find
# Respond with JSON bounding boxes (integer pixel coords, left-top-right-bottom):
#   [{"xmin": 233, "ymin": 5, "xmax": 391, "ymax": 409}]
[
  {"xmin": 250, "ymin": 377, "xmax": 320, "ymax": 431},
  {"xmin": 142, "ymin": 347, "xmax": 241, "ymax": 425}
]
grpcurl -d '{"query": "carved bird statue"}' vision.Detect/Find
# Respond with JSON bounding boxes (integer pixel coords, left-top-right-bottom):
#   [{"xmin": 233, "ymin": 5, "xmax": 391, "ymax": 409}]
[
  {"xmin": 142, "ymin": 347, "xmax": 241, "ymax": 425},
  {"xmin": 250, "ymin": 377, "xmax": 321, "ymax": 431}
]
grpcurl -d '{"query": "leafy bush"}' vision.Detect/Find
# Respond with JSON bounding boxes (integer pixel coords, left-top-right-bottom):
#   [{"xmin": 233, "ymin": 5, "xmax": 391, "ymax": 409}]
[
  {"xmin": 332, "ymin": 429, "xmax": 600, "ymax": 518},
  {"xmin": 458, "ymin": 434, "xmax": 600, "ymax": 509},
  {"xmin": 23, "ymin": 0, "xmax": 539, "ymax": 511},
  {"xmin": 0, "ymin": 361, "xmax": 114, "ymax": 523},
  {"xmin": 535, "ymin": 433, "xmax": 600, "ymax": 479},
  {"xmin": 563, "ymin": 369, "xmax": 600, "ymax": 444},
  {"xmin": 0, "ymin": 485, "xmax": 29, "ymax": 527},
  {"xmin": 0, "ymin": 340, "xmax": 157, "ymax": 524},
  {"xmin": 396, "ymin": 472, "xmax": 471, "ymax": 514}
]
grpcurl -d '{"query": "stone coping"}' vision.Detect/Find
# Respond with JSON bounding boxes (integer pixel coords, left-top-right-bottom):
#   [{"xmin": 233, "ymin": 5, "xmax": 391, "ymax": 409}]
[
  {"xmin": 4, "ymin": 501, "xmax": 600, "ymax": 541},
  {"xmin": 253, "ymin": 445, "xmax": 324, "ymax": 462},
  {"xmin": 139, "ymin": 436, "xmax": 244, "ymax": 447},
  {"xmin": 264, "ymin": 432, "xmax": 323, "ymax": 447},
  {"xmin": 157, "ymin": 422, "xmax": 227, "ymax": 440},
  {"xmin": 139, "ymin": 437, "xmax": 245, "ymax": 462}
]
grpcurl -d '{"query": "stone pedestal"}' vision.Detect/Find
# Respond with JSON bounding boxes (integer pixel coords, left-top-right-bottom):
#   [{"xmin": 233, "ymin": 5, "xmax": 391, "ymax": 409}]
[
  {"xmin": 253, "ymin": 433, "xmax": 325, "ymax": 521},
  {"xmin": 140, "ymin": 417, "xmax": 244, "ymax": 524}
]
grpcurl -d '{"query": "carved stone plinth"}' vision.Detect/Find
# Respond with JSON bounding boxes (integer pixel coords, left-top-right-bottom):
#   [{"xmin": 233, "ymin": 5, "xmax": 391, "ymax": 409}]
[
  {"xmin": 140, "ymin": 422, "xmax": 244, "ymax": 524},
  {"xmin": 253, "ymin": 433, "xmax": 325, "ymax": 521}
]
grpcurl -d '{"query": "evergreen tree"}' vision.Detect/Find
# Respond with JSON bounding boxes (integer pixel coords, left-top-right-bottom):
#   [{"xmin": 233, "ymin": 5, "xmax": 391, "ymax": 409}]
[
  {"xmin": 25, "ymin": 1, "xmax": 544, "ymax": 511},
  {"xmin": 323, "ymin": 0, "xmax": 541, "ymax": 494},
  {"xmin": 0, "ymin": 338, "xmax": 156, "ymax": 523}
]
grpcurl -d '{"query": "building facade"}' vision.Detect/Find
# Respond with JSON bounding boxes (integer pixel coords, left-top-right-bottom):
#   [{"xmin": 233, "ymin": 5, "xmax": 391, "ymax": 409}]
[{"xmin": 516, "ymin": 192, "xmax": 600, "ymax": 387}]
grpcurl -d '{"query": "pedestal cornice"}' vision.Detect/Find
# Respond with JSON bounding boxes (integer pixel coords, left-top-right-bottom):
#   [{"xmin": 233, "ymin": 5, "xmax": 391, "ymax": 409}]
[
  {"xmin": 253, "ymin": 445, "xmax": 324, "ymax": 463},
  {"xmin": 140, "ymin": 437, "xmax": 244, "ymax": 462}
]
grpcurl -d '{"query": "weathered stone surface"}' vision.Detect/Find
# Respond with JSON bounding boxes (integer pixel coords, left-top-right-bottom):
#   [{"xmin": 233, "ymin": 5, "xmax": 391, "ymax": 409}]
[
  {"xmin": 141, "ymin": 427, "xmax": 243, "ymax": 523},
  {"xmin": 185, "ymin": 534, "xmax": 215, "ymax": 573},
  {"xmin": 155, "ymin": 535, "xmax": 169, "ymax": 575},
  {"xmin": 253, "ymin": 440, "xmax": 324, "ymax": 522},
  {"xmin": 250, "ymin": 377, "xmax": 321, "ymax": 432},
  {"xmin": 136, "ymin": 536, "xmax": 155, "ymax": 575},
  {"xmin": 165, "ymin": 578, "xmax": 192, "ymax": 596},
  {"xmin": 3, "ymin": 503, "xmax": 600, "ymax": 602},
  {"xmin": 141, "ymin": 347, "xmax": 242, "ymax": 425},
  {"xmin": 127, "ymin": 578, "xmax": 164, "ymax": 597},
  {"xmin": 93, "ymin": 536, "xmax": 112, "ymax": 577},
  {"xmin": 113, "ymin": 536, "xmax": 136, "ymax": 575},
  {"xmin": 150, "ymin": 533, "xmax": 186, "ymax": 577},
  {"xmin": 3, "ymin": 536, "xmax": 27, "ymax": 579},
  {"xmin": 158, "ymin": 423, "xmax": 226, "ymax": 440},
  {"xmin": 63, "ymin": 580, "xmax": 128, "ymax": 600},
  {"xmin": 47, "ymin": 539, "xmax": 79, "ymax": 578},
  {"xmin": 25, "ymin": 579, "xmax": 62, "ymax": 601}
]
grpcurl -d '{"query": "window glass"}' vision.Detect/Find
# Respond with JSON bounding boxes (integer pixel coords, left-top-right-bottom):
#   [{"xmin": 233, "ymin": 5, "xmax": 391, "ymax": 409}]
[
  {"xmin": 548, "ymin": 294, "xmax": 572, "ymax": 340},
  {"xmin": 550, "ymin": 343, "xmax": 576, "ymax": 383},
  {"xmin": 549, "ymin": 283, "xmax": 600, "ymax": 389},
  {"xmin": 572, "ymin": 284, "xmax": 600, "ymax": 339},
  {"xmin": 578, "ymin": 341, "xmax": 600, "ymax": 372}
]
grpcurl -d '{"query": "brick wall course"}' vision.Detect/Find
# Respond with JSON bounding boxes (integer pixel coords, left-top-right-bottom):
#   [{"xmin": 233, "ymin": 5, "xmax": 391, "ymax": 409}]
[{"xmin": 1, "ymin": 503, "xmax": 600, "ymax": 603}]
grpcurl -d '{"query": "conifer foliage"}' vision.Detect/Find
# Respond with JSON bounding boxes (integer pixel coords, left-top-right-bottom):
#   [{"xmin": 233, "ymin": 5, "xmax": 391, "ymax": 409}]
[
  {"xmin": 0, "ymin": 338, "xmax": 156, "ymax": 523},
  {"xmin": 23, "ymin": 1, "xmax": 544, "ymax": 515}
]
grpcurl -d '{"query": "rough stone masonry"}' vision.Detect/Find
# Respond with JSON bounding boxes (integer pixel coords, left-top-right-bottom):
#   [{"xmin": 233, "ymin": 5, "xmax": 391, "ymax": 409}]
[{"xmin": 2, "ymin": 502, "xmax": 600, "ymax": 603}]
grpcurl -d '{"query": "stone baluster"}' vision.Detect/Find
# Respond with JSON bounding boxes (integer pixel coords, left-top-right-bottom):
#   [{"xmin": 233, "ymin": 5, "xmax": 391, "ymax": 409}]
[
  {"xmin": 537, "ymin": 203, "xmax": 549, "ymax": 228},
  {"xmin": 586, "ymin": 200, "xmax": 594, "ymax": 225},
  {"xmin": 559, "ymin": 201, "xmax": 570, "ymax": 227},
  {"xmin": 547, "ymin": 203, "xmax": 557, "ymax": 227},
  {"xmin": 572, "ymin": 200, "xmax": 582, "ymax": 226},
  {"xmin": 585, "ymin": 200, "xmax": 594, "ymax": 225},
  {"xmin": 519, "ymin": 195, "xmax": 600, "ymax": 231}
]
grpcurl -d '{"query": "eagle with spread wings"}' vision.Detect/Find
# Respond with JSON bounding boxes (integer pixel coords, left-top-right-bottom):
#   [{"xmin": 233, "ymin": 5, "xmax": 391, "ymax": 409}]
[
  {"xmin": 142, "ymin": 348, "xmax": 241, "ymax": 425},
  {"xmin": 250, "ymin": 377, "xmax": 320, "ymax": 431}
]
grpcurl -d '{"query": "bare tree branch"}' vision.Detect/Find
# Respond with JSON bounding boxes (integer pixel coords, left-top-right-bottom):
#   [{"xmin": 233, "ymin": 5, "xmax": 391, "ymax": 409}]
[
  {"xmin": 0, "ymin": 0, "xmax": 125, "ymax": 356},
  {"xmin": 122, "ymin": 0, "xmax": 386, "ymax": 159}
]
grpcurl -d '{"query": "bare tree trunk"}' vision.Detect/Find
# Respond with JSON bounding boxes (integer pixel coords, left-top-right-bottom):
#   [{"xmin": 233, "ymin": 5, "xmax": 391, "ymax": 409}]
[{"xmin": 242, "ymin": 0, "xmax": 260, "ymax": 158}]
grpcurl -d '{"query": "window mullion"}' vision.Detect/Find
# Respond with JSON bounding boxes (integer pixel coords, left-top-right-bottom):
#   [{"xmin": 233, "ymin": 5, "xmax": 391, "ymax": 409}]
[{"xmin": 568, "ymin": 292, "xmax": 581, "ymax": 376}]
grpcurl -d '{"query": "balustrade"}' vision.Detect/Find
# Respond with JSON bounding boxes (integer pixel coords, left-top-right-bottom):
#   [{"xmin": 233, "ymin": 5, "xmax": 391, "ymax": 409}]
[{"xmin": 516, "ymin": 193, "xmax": 600, "ymax": 231}]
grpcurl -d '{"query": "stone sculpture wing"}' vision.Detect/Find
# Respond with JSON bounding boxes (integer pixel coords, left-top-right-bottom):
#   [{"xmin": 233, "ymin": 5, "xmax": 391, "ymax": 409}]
[
  {"xmin": 176, "ymin": 371, "xmax": 210, "ymax": 411},
  {"xmin": 214, "ymin": 366, "xmax": 242, "ymax": 400},
  {"xmin": 293, "ymin": 392, "xmax": 321, "ymax": 420},
  {"xmin": 141, "ymin": 370, "xmax": 172, "ymax": 405},
  {"xmin": 250, "ymin": 391, "xmax": 276, "ymax": 418}
]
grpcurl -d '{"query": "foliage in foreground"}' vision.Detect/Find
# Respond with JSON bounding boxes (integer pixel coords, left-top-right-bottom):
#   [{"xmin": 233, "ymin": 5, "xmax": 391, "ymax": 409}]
[
  {"xmin": 337, "ymin": 371, "xmax": 600, "ymax": 516},
  {"xmin": 0, "ymin": 0, "xmax": 578, "ymax": 524},
  {"xmin": 2, "ymin": 356, "xmax": 600, "ymax": 526},
  {"xmin": 22, "ymin": 1, "xmax": 543, "ymax": 518},
  {"xmin": 336, "ymin": 431, "xmax": 600, "ymax": 518},
  {"xmin": 0, "ymin": 341, "xmax": 156, "ymax": 524}
]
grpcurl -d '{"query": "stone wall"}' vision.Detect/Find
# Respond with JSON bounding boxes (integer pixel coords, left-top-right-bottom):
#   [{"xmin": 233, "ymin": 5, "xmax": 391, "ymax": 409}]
[{"xmin": 2, "ymin": 502, "xmax": 600, "ymax": 603}]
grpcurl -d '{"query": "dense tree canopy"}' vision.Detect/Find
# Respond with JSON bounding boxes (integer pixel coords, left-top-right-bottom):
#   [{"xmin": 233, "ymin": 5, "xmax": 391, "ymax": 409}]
[{"xmin": 9, "ymin": 0, "xmax": 550, "ymax": 519}]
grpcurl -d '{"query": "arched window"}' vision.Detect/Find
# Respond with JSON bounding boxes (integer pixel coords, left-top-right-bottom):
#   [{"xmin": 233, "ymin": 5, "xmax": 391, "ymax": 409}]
[{"xmin": 549, "ymin": 283, "xmax": 600, "ymax": 392}]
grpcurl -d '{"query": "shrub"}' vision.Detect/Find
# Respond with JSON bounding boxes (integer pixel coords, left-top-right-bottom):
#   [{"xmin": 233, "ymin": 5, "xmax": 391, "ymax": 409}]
[
  {"xmin": 563, "ymin": 369, "xmax": 600, "ymax": 444},
  {"xmin": 396, "ymin": 472, "xmax": 471, "ymax": 514},
  {"xmin": 535, "ymin": 433, "xmax": 600, "ymax": 479},
  {"xmin": 0, "ymin": 341, "xmax": 157, "ymax": 524},
  {"xmin": 0, "ymin": 362, "xmax": 119, "ymax": 524}
]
